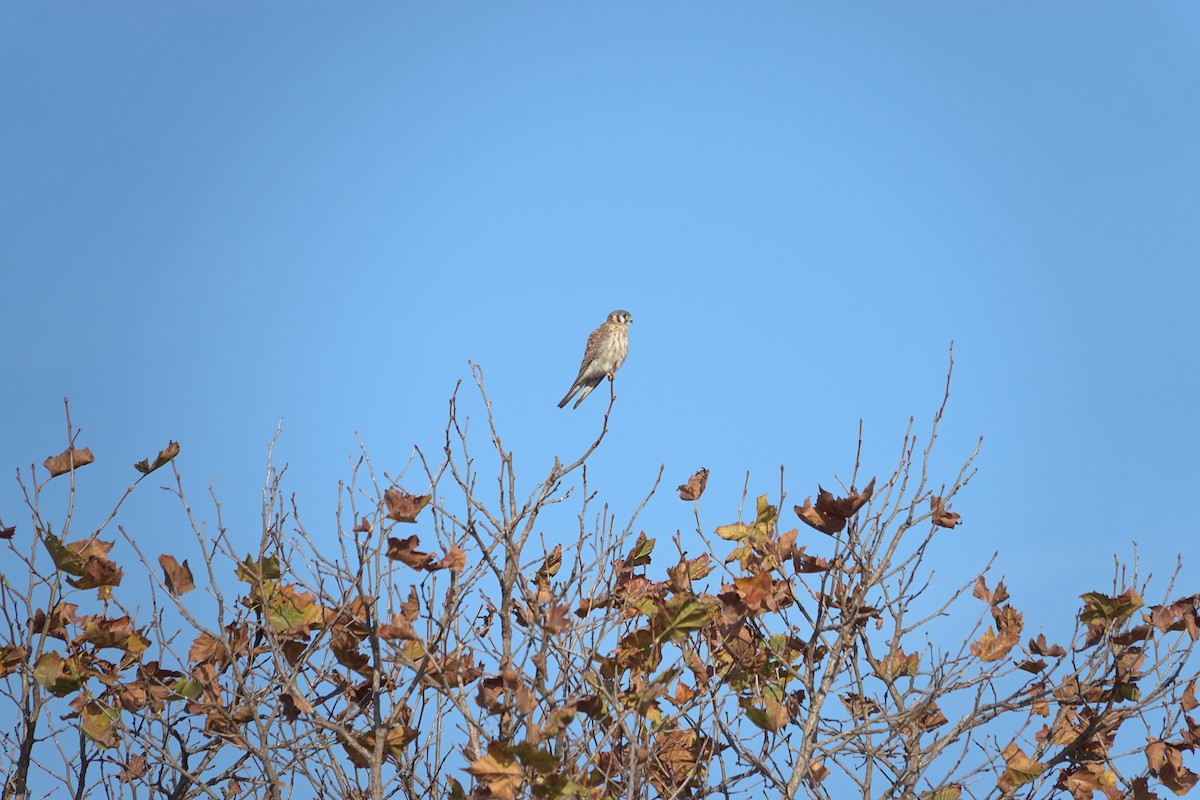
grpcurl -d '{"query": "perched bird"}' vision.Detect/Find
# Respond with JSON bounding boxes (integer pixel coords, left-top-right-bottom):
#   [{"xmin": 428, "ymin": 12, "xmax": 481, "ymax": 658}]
[{"xmin": 558, "ymin": 310, "xmax": 633, "ymax": 409}]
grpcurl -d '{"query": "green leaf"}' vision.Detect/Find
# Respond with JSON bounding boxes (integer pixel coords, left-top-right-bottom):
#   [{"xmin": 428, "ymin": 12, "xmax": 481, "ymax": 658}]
[
  {"xmin": 236, "ymin": 554, "xmax": 282, "ymax": 583},
  {"xmin": 626, "ymin": 533, "xmax": 655, "ymax": 567},
  {"xmin": 654, "ymin": 595, "xmax": 717, "ymax": 644}
]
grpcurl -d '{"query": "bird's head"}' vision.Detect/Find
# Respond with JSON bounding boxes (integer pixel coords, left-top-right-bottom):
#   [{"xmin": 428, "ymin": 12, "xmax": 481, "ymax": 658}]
[{"xmin": 608, "ymin": 310, "xmax": 633, "ymax": 326}]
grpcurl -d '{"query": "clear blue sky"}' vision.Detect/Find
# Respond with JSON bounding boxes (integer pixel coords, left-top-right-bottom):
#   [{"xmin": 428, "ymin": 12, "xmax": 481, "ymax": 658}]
[{"xmin": 3, "ymin": 4, "xmax": 1198, "ymax": 636}]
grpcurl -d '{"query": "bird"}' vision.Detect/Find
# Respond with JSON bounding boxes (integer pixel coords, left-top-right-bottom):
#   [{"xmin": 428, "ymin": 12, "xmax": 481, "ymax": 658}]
[{"xmin": 558, "ymin": 310, "xmax": 633, "ymax": 409}]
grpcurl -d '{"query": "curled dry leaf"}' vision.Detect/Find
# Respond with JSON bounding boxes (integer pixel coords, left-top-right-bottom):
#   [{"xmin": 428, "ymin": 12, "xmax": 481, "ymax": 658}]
[
  {"xmin": 0, "ymin": 521, "xmax": 14, "ymax": 540},
  {"xmin": 1028, "ymin": 633, "xmax": 1067, "ymax": 658},
  {"xmin": 44, "ymin": 447, "xmax": 95, "ymax": 478},
  {"xmin": 133, "ymin": 441, "xmax": 180, "ymax": 475},
  {"xmin": 385, "ymin": 536, "xmax": 435, "ymax": 570},
  {"xmin": 677, "ymin": 468, "xmax": 709, "ymax": 501},
  {"xmin": 930, "ymin": 495, "xmax": 961, "ymax": 528},
  {"xmin": 795, "ymin": 478, "xmax": 875, "ymax": 535},
  {"xmin": 438, "ymin": 544, "xmax": 467, "ymax": 573},
  {"xmin": 158, "ymin": 555, "xmax": 195, "ymax": 596},
  {"xmin": 383, "ymin": 488, "xmax": 432, "ymax": 523},
  {"xmin": 352, "ymin": 516, "xmax": 372, "ymax": 534}
]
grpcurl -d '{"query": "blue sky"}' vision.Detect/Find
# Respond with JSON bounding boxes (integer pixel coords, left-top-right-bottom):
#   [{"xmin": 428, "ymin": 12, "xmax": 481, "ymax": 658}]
[{"xmin": 2, "ymin": 3, "xmax": 1198, "ymax": 650}]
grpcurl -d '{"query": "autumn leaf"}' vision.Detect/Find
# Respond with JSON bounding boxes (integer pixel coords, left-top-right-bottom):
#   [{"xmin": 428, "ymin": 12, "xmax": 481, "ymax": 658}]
[
  {"xmin": 0, "ymin": 521, "xmax": 14, "ymax": 539},
  {"xmin": 653, "ymin": 595, "xmax": 718, "ymax": 644},
  {"xmin": 920, "ymin": 786, "xmax": 962, "ymax": 800},
  {"xmin": 438, "ymin": 544, "xmax": 467, "ymax": 573},
  {"xmin": 929, "ymin": 494, "xmax": 961, "ymax": 528},
  {"xmin": 1184, "ymin": 681, "xmax": 1198, "ymax": 713},
  {"xmin": 677, "ymin": 468, "xmax": 709, "ymax": 501},
  {"xmin": 1080, "ymin": 589, "xmax": 1145, "ymax": 626},
  {"xmin": 741, "ymin": 695, "xmax": 789, "ymax": 732},
  {"xmin": 972, "ymin": 576, "xmax": 1009, "ymax": 607},
  {"xmin": 0, "ymin": 644, "xmax": 30, "ymax": 679},
  {"xmin": 235, "ymin": 553, "xmax": 281, "ymax": 583},
  {"xmin": 133, "ymin": 441, "xmax": 180, "ymax": 475},
  {"xmin": 28, "ymin": 602, "xmax": 77, "ymax": 641},
  {"xmin": 625, "ymin": 532, "xmax": 655, "ymax": 567},
  {"xmin": 1028, "ymin": 633, "xmax": 1067, "ymax": 658},
  {"xmin": 840, "ymin": 693, "xmax": 881, "ymax": 717},
  {"xmin": 914, "ymin": 702, "xmax": 948, "ymax": 731},
  {"xmin": 997, "ymin": 742, "xmax": 1045, "ymax": 792},
  {"xmin": 386, "ymin": 535, "xmax": 436, "ymax": 570},
  {"xmin": 1056, "ymin": 763, "xmax": 1120, "ymax": 800},
  {"xmin": 466, "ymin": 743, "xmax": 523, "ymax": 800},
  {"xmin": 74, "ymin": 615, "xmax": 150, "ymax": 656},
  {"xmin": 795, "ymin": 478, "xmax": 875, "ymax": 535},
  {"xmin": 807, "ymin": 761, "xmax": 830, "ymax": 788},
  {"xmin": 118, "ymin": 753, "xmax": 149, "ymax": 784},
  {"xmin": 44, "ymin": 446, "xmax": 95, "ymax": 477},
  {"xmin": 383, "ymin": 488, "xmax": 431, "ymax": 523},
  {"xmin": 971, "ymin": 627, "xmax": 1019, "ymax": 662},
  {"xmin": 33, "ymin": 651, "xmax": 87, "ymax": 696},
  {"xmin": 875, "ymin": 648, "xmax": 920, "ymax": 682},
  {"xmin": 533, "ymin": 545, "xmax": 562, "ymax": 589},
  {"xmin": 158, "ymin": 555, "xmax": 195, "ymax": 596}
]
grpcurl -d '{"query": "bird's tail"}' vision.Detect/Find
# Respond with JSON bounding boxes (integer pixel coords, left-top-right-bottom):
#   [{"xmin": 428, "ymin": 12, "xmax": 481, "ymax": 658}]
[{"xmin": 557, "ymin": 384, "xmax": 579, "ymax": 408}]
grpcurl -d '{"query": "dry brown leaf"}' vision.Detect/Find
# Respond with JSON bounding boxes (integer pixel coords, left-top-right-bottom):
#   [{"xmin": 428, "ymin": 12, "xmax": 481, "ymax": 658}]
[
  {"xmin": 44, "ymin": 447, "xmax": 95, "ymax": 477},
  {"xmin": 973, "ymin": 576, "xmax": 1009, "ymax": 607},
  {"xmin": 930, "ymin": 495, "xmax": 961, "ymax": 528},
  {"xmin": 158, "ymin": 554, "xmax": 195, "ymax": 596},
  {"xmin": 133, "ymin": 441, "xmax": 180, "ymax": 475},
  {"xmin": 385, "ymin": 536, "xmax": 435, "ymax": 570},
  {"xmin": 438, "ymin": 544, "xmax": 466, "ymax": 573},
  {"xmin": 795, "ymin": 478, "xmax": 875, "ymax": 535},
  {"xmin": 383, "ymin": 488, "xmax": 431, "ymax": 523},
  {"xmin": 677, "ymin": 468, "xmax": 709, "ymax": 501},
  {"xmin": 1028, "ymin": 633, "xmax": 1067, "ymax": 658}
]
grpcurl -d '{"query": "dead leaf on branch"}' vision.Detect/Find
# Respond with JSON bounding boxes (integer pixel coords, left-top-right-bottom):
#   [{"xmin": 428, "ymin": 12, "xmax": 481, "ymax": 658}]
[
  {"xmin": 930, "ymin": 494, "xmax": 961, "ymax": 528},
  {"xmin": 1055, "ymin": 764, "xmax": 1120, "ymax": 800},
  {"xmin": 625, "ymin": 532, "xmax": 655, "ymax": 567},
  {"xmin": 383, "ymin": 488, "xmax": 431, "ymax": 523},
  {"xmin": 997, "ymin": 742, "xmax": 1045, "ymax": 793},
  {"xmin": 133, "ymin": 441, "xmax": 180, "ymax": 475},
  {"xmin": 44, "ymin": 446, "xmax": 95, "ymax": 477},
  {"xmin": 973, "ymin": 576, "xmax": 1009, "ymax": 608},
  {"xmin": 466, "ymin": 744, "xmax": 523, "ymax": 800},
  {"xmin": 795, "ymin": 478, "xmax": 875, "ymax": 535},
  {"xmin": 1147, "ymin": 595, "xmax": 1200, "ymax": 640},
  {"xmin": 807, "ymin": 761, "xmax": 830, "ymax": 788},
  {"xmin": 0, "ymin": 521, "xmax": 14, "ymax": 539},
  {"xmin": 117, "ymin": 753, "xmax": 149, "ymax": 784},
  {"xmin": 438, "ymin": 544, "xmax": 466, "ymax": 572},
  {"xmin": 158, "ymin": 554, "xmax": 195, "ymax": 596},
  {"xmin": 920, "ymin": 786, "xmax": 961, "ymax": 800},
  {"xmin": 875, "ymin": 648, "xmax": 920, "ymax": 682},
  {"xmin": 971, "ymin": 626, "xmax": 1020, "ymax": 662},
  {"xmin": 386, "ymin": 536, "xmax": 436, "ymax": 570},
  {"xmin": 677, "ymin": 468, "xmax": 709, "ymax": 501},
  {"xmin": 1029, "ymin": 633, "xmax": 1067, "ymax": 658},
  {"xmin": 1183, "ymin": 681, "xmax": 1198, "ymax": 713},
  {"xmin": 840, "ymin": 693, "xmax": 881, "ymax": 717}
]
